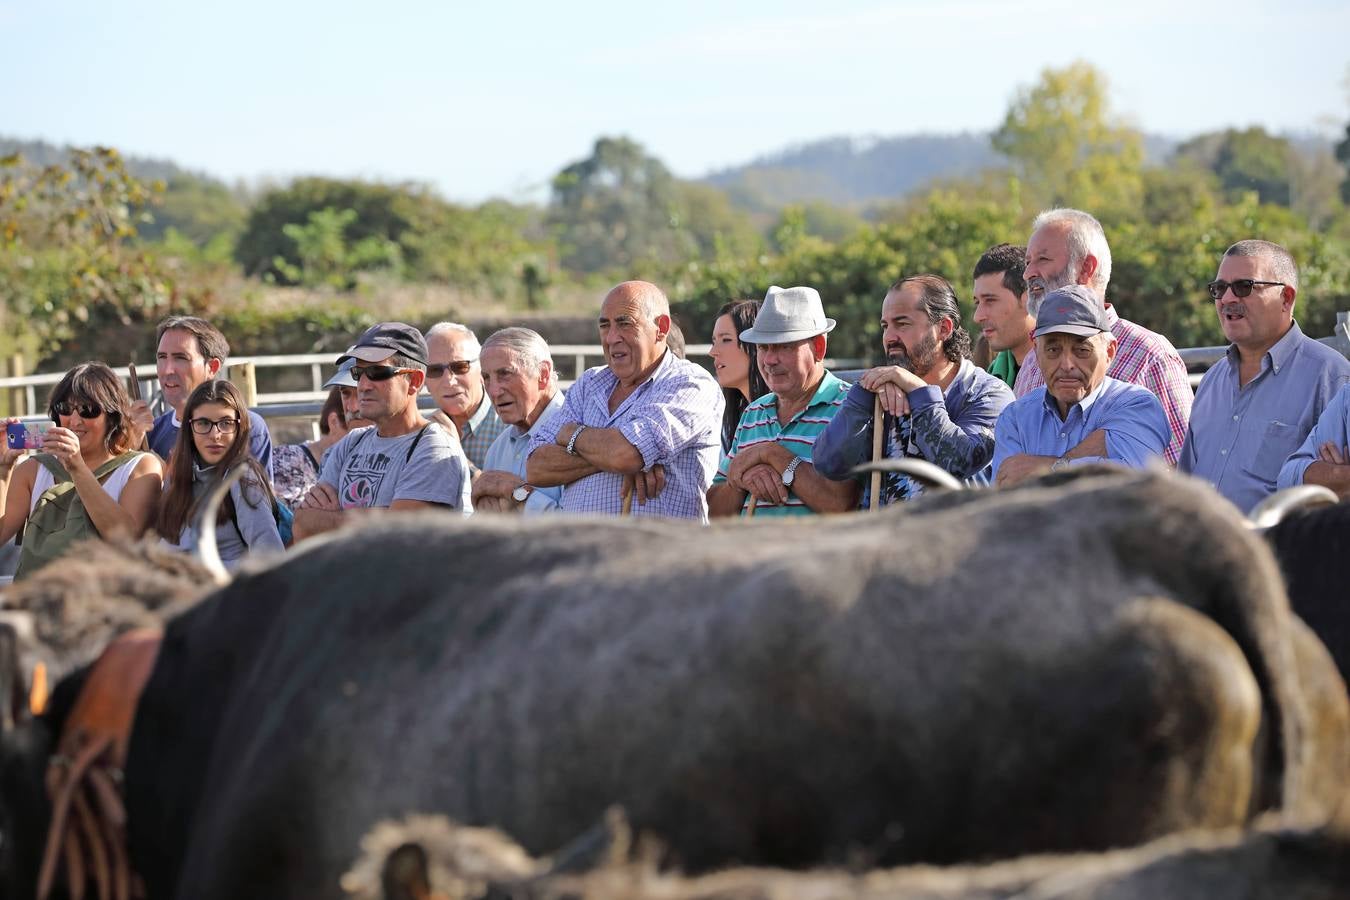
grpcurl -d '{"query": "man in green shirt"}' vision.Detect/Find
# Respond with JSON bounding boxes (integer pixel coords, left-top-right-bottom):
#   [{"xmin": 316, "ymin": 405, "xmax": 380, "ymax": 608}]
[{"xmin": 973, "ymin": 244, "xmax": 1035, "ymax": 389}]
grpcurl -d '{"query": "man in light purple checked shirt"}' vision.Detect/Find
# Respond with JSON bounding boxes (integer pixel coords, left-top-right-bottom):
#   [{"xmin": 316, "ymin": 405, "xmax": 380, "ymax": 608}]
[
  {"xmin": 526, "ymin": 281, "xmax": 723, "ymax": 521},
  {"xmin": 1013, "ymin": 208, "xmax": 1191, "ymax": 468}
]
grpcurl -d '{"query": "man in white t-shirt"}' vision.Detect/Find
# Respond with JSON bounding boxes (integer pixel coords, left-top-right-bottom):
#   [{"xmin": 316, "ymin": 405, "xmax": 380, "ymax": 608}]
[{"xmin": 294, "ymin": 322, "xmax": 471, "ymax": 541}]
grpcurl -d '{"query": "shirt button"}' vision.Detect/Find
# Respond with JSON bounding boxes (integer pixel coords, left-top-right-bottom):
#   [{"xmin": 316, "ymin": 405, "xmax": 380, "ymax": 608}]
[
  {"xmin": 1221, "ymin": 449, "xmax": 1227, "ymax": 455},
  {"xmin": 1232, "ymin": 415, "xmax": 1239, "ymax": 421}
]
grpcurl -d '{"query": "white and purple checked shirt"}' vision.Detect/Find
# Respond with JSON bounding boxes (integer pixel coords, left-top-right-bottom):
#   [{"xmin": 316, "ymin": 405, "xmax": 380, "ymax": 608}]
[
  {"xmin": 1014, "ymin": 305, "xmax": 1192, "ymax": 465},
  {"xmin": 527, "ymin": 350, "xmax": 724, "ymax": 521}
]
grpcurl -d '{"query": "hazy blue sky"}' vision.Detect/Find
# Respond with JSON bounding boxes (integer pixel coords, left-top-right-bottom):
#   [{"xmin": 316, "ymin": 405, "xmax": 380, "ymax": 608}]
[{"xmin": 2, "ymin": 0, "xmax": 1346, "ymax": 203}]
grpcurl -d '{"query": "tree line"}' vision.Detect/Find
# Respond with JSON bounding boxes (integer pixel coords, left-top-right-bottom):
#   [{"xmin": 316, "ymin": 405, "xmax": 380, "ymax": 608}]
[{"xmin": 2, "ymin": 61, "xmax": 1349, "ymax": 367}]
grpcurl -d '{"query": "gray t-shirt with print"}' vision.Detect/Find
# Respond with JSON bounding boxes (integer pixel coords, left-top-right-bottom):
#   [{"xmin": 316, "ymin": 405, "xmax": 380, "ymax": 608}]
[{"xmin": 319, "ymin": 424, "xmax": 472, "ymax": 514}]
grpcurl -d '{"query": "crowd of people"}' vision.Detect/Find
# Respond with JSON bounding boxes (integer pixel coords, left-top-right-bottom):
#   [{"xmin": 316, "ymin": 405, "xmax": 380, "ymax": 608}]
[{"xmin": 1, "ymin": 204, "xmax": 1348, "ymax": 577}]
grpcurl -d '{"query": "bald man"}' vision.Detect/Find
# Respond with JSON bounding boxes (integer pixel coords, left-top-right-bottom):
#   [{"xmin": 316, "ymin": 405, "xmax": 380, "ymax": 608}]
[{"xmin": 527, "ymin": 280, "xmax": 723, "ymax": 521}]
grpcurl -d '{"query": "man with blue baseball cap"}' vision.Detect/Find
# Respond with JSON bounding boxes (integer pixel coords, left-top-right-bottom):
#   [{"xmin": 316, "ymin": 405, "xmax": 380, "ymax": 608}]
[{"xmin": 992, "ymin": 285, "xmax": 1170, "ymax": 488}]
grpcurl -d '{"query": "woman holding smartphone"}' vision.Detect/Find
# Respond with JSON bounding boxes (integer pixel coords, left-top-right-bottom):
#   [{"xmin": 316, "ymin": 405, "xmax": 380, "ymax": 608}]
[
  {"xmin": 0, "ymin": 362, "xmax": 163, "ymax": 578},
  {"xmin": 157, "ymin": 379, "xmax": 283, "ymax": 568}
]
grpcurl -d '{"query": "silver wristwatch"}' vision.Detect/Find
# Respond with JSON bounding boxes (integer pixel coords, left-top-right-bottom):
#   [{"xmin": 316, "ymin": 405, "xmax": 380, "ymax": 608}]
[
  {"xmin": 781, "ymin": 456, "xmax": 803, "ymax": 487},
  {"xmin": 512, "ymin": 484, "xmax": 534, "ymax": 503}
]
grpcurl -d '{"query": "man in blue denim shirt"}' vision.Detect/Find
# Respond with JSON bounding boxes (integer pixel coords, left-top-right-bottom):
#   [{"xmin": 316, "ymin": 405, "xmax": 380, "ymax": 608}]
[
  {"xmin": 1180, "ymin": 240, "xmax": 1350, "ymax": 513},
  {"xmin": 993, "ymin": 285, "xmax": 1169, "ymax": 487}
]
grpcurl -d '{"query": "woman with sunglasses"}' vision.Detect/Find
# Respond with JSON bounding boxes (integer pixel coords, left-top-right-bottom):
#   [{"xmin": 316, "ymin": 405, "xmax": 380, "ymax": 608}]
[
  {"xmin": 0, "ymin": 362, "xmax": 163, "ymax": 578},
  {"xmin": 157, "ymin": 380, "xmax": 283, "ymax": 567}
]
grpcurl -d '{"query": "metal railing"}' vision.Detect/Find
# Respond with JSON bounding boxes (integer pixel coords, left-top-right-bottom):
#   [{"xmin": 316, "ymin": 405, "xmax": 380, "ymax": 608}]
[{"xmin": 2, "ymin": 313, "xmax": 1347, "ymax": 422}]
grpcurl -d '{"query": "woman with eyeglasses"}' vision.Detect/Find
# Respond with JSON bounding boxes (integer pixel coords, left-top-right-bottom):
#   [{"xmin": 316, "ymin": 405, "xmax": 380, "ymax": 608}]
[
  {"xmin": 0, "ymin": 362, "xmax": 164, "ymax": 578},
  {"xmin": 157, "ymin": 380, "xmax": 283, "ymax": 567}
]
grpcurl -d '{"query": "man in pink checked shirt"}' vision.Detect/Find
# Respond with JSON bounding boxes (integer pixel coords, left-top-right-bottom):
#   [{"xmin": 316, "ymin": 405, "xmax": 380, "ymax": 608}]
[{"xmin": 1010, "ymin": 208, "xmax": 1191, "ymax": 470}]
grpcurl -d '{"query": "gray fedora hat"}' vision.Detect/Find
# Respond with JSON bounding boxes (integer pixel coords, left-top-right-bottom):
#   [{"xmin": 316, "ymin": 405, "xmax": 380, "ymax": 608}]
[{"xmin": 739, "ymin": 286, "xmax": 836, "ymax": 344}]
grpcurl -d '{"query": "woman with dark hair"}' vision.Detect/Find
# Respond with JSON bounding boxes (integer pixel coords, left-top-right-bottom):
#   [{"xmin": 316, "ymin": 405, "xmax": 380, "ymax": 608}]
[
  {"xmin": 0, "ymin": 362, "xmax": 163, "ymax": 578},
  {"xmin": 708, "ymin": 299, "xmax": 768, "ymax": 453},
  {"xmin": 157, "ymin": 380, "xmax": 283, "ymax": 567},
  {"xmin": 271, "ymin": 387, "xmax": 357, "ymax": 506}
]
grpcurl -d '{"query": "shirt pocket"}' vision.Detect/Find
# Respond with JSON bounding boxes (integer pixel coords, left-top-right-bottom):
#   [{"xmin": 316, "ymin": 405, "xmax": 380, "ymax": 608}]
[{"xmin": 1247, "ymin": 420, "xmax": 1301, "ymax": 480}]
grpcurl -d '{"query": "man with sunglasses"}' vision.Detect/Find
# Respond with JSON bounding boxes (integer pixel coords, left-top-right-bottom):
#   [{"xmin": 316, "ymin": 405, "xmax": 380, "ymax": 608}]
[
  {"xmin": 293, "ymin": 323, "xmax": 472, "ymax": 540},
  {"xmin": 1180, "ymin": 241, "xmax": 1350, "ymax": 513},
  {"xmin": 132, "ymin": 315, "xmax": 274, "ymax": 478},
  {"xmin": 423, "ymin": 323, "xmax": 506, "ymax": 473}
]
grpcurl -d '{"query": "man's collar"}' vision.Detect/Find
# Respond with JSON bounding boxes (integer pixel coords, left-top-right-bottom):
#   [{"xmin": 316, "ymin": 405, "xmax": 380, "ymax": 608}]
[
  {"xmin": 170, "ymin": 410, "xmax": 182, "ymax": 429},
  {"xmin": 513, "ymin": 392, "xmax": 564, "ymax": 441},
  {"xmin": 464, "ymin": 392, "xmax": 492, "ymax": 434},
  {"xmin": 1224, "ymin": 320, "xmax": 1303, "ymax": 372},
  {"xmin": 1041, "ymin": 376, "xmax": 1110, "ymax": 420}
]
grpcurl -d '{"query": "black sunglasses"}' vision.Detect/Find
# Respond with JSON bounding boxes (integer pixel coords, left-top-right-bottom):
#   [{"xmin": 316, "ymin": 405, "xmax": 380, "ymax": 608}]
[
  {"xmin": 52, "ymin": 401, "xmax": 103, "ymax": 419},
  {"xmin": 426, "ymin": 359, "xmax": 476, "ymax": 378},
  {"xmin": 349, "ymin": 365, "xmax": 418, "ymax": 382},
  {"xmin": 1207, "ymin": 279, "xmax": 1285, "ymax": 301}
]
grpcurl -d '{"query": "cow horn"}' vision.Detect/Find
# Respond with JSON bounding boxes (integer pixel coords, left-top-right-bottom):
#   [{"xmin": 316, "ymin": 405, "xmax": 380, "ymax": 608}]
[
  {"xmin": 850, "ymin": 458, "xmax": 964, "ymax": 492},
  {"xmin": 193, "ymin": 464, "xmax": 248, "ymax": 584},
  {"xmin": 1248, "ymin": 485, "xmax": 1339, "ymax": 530}
]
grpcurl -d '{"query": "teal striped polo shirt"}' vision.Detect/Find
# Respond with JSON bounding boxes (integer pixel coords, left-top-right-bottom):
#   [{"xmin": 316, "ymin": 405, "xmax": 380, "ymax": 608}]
[{"xmin": 713, "ymin": 370, "xmax": 851, "ymax": 517}]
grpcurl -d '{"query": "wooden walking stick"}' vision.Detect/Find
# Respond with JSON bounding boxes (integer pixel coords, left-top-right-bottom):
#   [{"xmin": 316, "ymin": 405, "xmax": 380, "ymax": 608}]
[
  {"xmin": 869, "ymin": 394, "xmax": 884, "ymax": 511},
  {"xmin": 621, "ymin": 477, "xmax": 634, "ymax": 515},
  {"xmin": 745, "ymin": 495, "xmax": 758, "ymax": 518}
]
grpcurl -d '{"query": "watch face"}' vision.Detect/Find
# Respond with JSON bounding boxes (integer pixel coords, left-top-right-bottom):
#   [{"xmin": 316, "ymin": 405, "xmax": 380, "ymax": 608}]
[
  {"xmin": 512, "ymin": 485, "xmax": 531, "ymax": 502},
  {"xmin": 782, "ymin": 459, "xmax": 797, "ymax": 486}
]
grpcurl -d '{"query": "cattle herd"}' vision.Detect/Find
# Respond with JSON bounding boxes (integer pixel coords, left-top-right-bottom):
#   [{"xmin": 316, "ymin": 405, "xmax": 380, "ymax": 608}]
[{"xmin": 1, "ymin": 466, "xmax": 1349, "ymax": 899}]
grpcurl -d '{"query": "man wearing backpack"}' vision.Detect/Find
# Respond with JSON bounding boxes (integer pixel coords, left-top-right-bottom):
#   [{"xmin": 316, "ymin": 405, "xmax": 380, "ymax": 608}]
[{"xmin": 293, "ymin": 323, "xmax": 472, "ymax": 541}]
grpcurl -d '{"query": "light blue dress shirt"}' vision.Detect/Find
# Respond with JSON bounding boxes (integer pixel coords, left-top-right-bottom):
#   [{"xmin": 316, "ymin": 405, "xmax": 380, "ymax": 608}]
[
  {"xmin": 1179, "ymin": 322, "xmax": 1350, "ymax": 513},
  {"xmin": 1278, "ymin": 382, "xmax": 1350, "ymax": 490},
  {"xmin": 992, "ymin": 377, "xmax": 1170, "ymax": 479},
  {"xmin": 482, "ymin": 392, "xmax": 567, "ymax": 514}
]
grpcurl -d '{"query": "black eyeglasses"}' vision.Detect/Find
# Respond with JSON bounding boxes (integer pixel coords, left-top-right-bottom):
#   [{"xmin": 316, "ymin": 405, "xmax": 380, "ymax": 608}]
[
  {"xmin": 1207, "ymin": 279, "xmax": 1285, "ymax": 301},
  {"xmin": 189, "ymin": 417, "xmax": 239, "ymax": 435},
  {"xmin": 52, "ymin": 401, "xmax": 103, "ymax": 419},
  {"xmin": 349, "ymin": 365, "xmax": 418, "ymax": 382},
  {"xmin": 425, "ymin": 360, "xmax": 476, "ymax": 378}
]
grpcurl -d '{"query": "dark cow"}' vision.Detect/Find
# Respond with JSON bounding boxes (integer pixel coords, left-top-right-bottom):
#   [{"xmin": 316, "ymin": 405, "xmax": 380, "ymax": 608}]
[
  {"xmin": 1265, "ymin": 499, "xmax": 1350, "ymax": 682},
  {"xmin": 1, "ymin": 468, "xmax": 1345, "ymax": 899}
]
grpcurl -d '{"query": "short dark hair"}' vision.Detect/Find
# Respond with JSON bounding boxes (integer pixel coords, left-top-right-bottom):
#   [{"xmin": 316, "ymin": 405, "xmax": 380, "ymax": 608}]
[
  {"xmin": 973, "ymin": 244, "xmax": 1027, "ymax": 299},
  {"xmin": 156, "ymin": 316, "xmax": 230, "ymax": 363},
  {"xmin": 47, "ymin": 362, "xmax": 135, "ymax": 455},
  {"xmin": 889, "ymin": 274, "xmax": 972, "ymax": 364},
  {"xmin": 319, "ymin": 387, "xmax": 345, "ymax": 436}
]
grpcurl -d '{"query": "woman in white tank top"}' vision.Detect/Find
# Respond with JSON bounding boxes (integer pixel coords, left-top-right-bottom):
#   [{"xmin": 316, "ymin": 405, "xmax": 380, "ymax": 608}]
[{"xmin": 0, "ymin": 362, "xmax": 163, "ymax": 578}]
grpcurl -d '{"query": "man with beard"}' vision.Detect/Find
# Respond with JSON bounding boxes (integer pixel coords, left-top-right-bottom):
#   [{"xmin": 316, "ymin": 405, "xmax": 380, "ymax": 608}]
[
  {"xmin": 1015, "ymin": 208, "xmax": 1191, "ymax": 466},
  {"xmin": 993, "ymin": 285, "xmax": 1169, "ymax": 488},
  {"xmin": 708, "ymin": 285, "xmax": 860, "ymax": 517},
  {"xmin": 1178, "ymin": 241, "xmax": 1350, "ymax": 512},
  {"xmin": 814, "ymin": 275, "xmax": 1013, "ymax": 506}
]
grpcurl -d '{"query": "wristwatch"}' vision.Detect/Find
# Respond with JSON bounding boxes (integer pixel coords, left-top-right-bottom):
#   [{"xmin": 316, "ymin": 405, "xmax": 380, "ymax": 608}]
[
  {"xmin": 512, "ymin": 484, "xmax": 534, "ymax": 503},
  {"xmin": 1050, "ymin": 456, "xmax": 1070, "ymax": 472},
  {"xmin": 781, "ymin": 456, "xmax": 803, "ymax": 487}
]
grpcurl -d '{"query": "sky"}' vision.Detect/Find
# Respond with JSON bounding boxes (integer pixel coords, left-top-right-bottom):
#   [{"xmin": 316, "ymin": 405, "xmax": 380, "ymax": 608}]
[{"xmin": 2, "ymin": 0, "xmax": 1347, "ymax": 204}]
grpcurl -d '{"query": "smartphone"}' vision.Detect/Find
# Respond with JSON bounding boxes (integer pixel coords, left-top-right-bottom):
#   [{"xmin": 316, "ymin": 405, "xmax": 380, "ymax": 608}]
[{"xmin": 6, "ymin": 422, "xmax": 49, "ymax": 450}]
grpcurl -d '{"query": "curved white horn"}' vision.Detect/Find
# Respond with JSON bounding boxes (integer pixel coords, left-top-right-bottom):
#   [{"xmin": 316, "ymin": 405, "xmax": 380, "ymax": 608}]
[
  {"xmin": 193, "ymin": 464, "xmax": 249, "ymax": 584},
  {"xmin": 849, "ymin": 458, "xmax": 964, "ymax": 492},
  {"xmin": 1248, "ymin": 484, "xmax": 1339, "ymax": 530}
]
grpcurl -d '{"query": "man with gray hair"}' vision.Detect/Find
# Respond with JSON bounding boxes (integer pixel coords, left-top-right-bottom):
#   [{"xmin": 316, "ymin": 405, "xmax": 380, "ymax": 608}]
[
  {"xmin": 993, "ymin": 285, "xmax": 1170, "ymax": 487},
  {"xmin": 527, "ymin": 281, "xmax": 723, "ymax": 520},
  {"xmin": 470, "ymin": 327, "xmax": 567, "ymax": 514},
  {"xmin": 1177, "ymin": 240, "xmax": 1350, "ymax": 511},
  {"xmin": 1015, "ymin": 208, "xmax": 1191, "ymax": 466},
  {"xmin": 423, "ymin": 322, "xmax": 506, "ymax": 472}
]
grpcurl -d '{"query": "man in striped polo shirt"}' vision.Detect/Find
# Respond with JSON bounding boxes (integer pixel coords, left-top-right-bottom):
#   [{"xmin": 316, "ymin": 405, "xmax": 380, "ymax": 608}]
[{"xmin": 708, "ymin": 286, "xmax": 860, "ymax": 517}]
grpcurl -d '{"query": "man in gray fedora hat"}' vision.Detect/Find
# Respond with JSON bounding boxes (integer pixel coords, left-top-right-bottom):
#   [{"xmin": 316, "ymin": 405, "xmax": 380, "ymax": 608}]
[
  {"xmin": 992, "ymin": 285, "xmax": 1169, "ymax": 488},
  {"xmin": 708, "ymin": 285, "xmax": 860, "ymax": 517}
]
